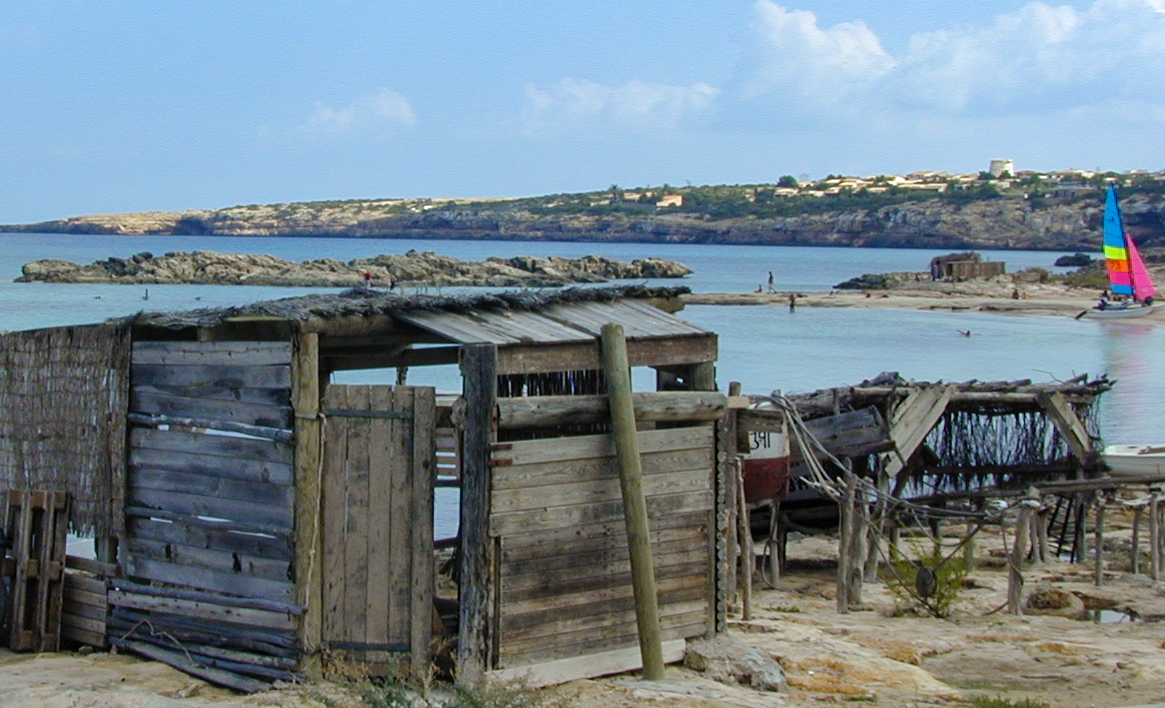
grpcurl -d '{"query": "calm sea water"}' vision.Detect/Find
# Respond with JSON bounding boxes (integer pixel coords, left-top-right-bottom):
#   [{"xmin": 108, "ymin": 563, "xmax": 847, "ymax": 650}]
[{"xmin": 0, "ymin": 231, "xmax": 1158, "ymax": 449}]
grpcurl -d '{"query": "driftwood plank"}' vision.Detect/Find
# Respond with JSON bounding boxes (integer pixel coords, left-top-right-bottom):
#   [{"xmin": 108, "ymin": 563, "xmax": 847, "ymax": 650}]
[
  {"xmin": 126, "ymin": 538, "xmax": 292, "ymax": 584},
  {"xmin": 499, "ymin": 615, "xmax": 705, "ymax": 669},
  {"xmin": 502, "ymin": 535, "xmax": 706, "ymax": 588},
  {"xmin": 131, "ymin": 427, "xmax": 293, "ymax": 465},
  {"xmin": 492, "ymin": 447, "xmax": 713, "ymax": 491},
  {"xmin": 132, "ymin": 341, "xmax": 292, "ymax": 367},
  {"xmin": 367, "ymin": 385, "xmax": 395, "ymax": 656},
  {"xmin": 500, "ymin": 560, "xmax": 709, "ymax": 607},
  {"xmin": 128, "ymin": 487, "xmax": 293, "ymax": 530},
  {"xmin": 489, "ymin": 490, "xmax": 714, "ymax": 537},
  {"xmin": 107, "ymin": 590, "xmax": 298, "ymax": 631},
  {"xmin": 131, "ymin": 387, "xmax": 292, "ymax": 429},
  {"xmin": 321, "ymin": 385, "xmax": 349, "ymax": 650},
  {"xmin": 124, "ymin": 506, "xmax": 291, "ymax": 541},
  {"xmin": 131, "ymin": 363, "xmax": 290, "ymax": 389},
  {"xmin": 111, "ymin": 578, "xmax": 302, "ymax": 615},
  {"xmin": 124, "ymin": 557, "xmax": 294, "ymax": 603},
  {"xmin": 487, "ymin": 639, "xmax": 686, "ymax": 688},
  {"xmin": 131, "ymin": 467, "xmax": 292, "ymax": 507},
  {"xmin": 112, "ymin": 639, "xmax": 270, "ymax": 694},
  {"xmin": 492, "ymin": 426, "xmax": 714, "ymax": 467},
  {"xmin": 492, "ymin": 468, "xmax": 711, "ymax": 516},
  {"xmin": 128, "ymin": 516, "xmax": 291, "ymax": 561},
  {"xmin": 133, "ymin": 383, "xmax": 290, "ymax": 407},
  {"xmin": 499, "ymin": 510, "xmax": 707, "ymax": 555},
  {"xmin": 882, "ymin": 385, "xmax": 954, "ymax": 476},
  {"xmin": 344, "ymin": 386, "xmax": 371, "ymax": 649}
]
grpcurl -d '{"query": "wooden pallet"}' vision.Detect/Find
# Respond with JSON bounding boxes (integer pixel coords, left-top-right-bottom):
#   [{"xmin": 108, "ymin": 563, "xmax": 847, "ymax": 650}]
[{"xmin": 2, "ymin": 490, "xmax": 70, "ymax": 651}]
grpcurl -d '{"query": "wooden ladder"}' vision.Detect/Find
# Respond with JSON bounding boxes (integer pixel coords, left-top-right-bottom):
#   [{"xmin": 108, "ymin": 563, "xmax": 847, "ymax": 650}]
[{"xmin": 2, "ymin": 490, "xmax": 70, "ymax": 651}]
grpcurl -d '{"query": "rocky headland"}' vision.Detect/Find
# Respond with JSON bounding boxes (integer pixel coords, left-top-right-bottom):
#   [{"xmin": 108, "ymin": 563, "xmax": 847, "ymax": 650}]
[
  {"xmin": 7, "ymin": 191, "xmax": 1165, "ymax": 251},
  {"xmin": 15, "ymin": 250, "xmax": 691, "ymax": 288}
]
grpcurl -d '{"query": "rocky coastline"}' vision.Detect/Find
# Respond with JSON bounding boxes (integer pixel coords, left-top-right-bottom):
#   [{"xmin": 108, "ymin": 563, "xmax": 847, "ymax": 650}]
[{"xmin": 15, "ymin": 250, "xmax": 691, "ymax": 288}]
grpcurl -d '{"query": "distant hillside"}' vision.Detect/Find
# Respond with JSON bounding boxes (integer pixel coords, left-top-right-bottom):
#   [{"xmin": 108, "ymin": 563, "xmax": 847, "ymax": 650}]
[{"xmin": 7, "ymin": 179, "xmax": 1165, "ymax": 251}]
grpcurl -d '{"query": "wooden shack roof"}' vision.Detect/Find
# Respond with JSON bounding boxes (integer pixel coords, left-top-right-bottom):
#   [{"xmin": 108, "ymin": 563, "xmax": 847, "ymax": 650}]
[{"xmin": 127, "ymin": 285, "xmax": 716, "ymax": 375}]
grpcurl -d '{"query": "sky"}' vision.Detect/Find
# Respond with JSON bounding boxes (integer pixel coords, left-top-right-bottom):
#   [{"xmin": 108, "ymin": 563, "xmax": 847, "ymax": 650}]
[{"xmin": 2, "ymin": 0, "xmax": 1165, "ymax": 223}]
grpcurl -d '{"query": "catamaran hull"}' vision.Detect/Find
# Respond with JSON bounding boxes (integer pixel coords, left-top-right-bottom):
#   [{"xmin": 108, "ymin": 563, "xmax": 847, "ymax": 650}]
[
  {"xmin": 1083, "ymin": 303, "xmax": 1163, "ymax": 319},
  {"xmin": 1103, "ymin": 444, "xmax": 1165, "ymax": 477}
]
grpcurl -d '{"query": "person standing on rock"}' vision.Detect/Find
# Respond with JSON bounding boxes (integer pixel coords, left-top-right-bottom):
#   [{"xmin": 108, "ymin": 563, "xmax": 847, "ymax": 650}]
[{"xmin": 767, "ymin": 271, "xmax": 775, "ymax": 293}]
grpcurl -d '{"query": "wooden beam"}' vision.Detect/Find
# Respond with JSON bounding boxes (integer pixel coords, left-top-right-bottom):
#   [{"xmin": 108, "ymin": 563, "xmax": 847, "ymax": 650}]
[
  {"xmin": 486, "ymin": 638, "xmax": 686, "ymax": 688},
  {"xmin": 321, "ymin": 345, "xmax": 461, "ymax": 372},
  {"xmin": 292, "ymin": 332, "xmax": 323, "ymax": 675},
  {"xmin": 601, "ymin": 323, "xmax": 664, "ymax": 681},
  {"xmin": 494, "ymin": 391, "xmax": 726, "ymax": 429},
  {"xmin": 881, "ymin": 385, "xmax": 954, "ymax": 477},
  {"xmin": 457, "ymin": 344, "xmax": 498, "ymax": 686},
  {"xmin": 1037, "ymin": 391, "xmax": 1095, "ymax": 465}
]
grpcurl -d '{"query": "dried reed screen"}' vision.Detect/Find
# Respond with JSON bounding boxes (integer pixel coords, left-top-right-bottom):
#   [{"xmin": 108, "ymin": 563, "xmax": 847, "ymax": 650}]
[{"xmin": 0, "ymin": 324, "xmax": 130, "ymax": 537}]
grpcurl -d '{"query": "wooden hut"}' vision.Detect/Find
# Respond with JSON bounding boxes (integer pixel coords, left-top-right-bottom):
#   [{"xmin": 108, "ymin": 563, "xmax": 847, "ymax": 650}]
[{"xmin": 0, "ymin": 286, "xmax": 733, "ymax": 689}]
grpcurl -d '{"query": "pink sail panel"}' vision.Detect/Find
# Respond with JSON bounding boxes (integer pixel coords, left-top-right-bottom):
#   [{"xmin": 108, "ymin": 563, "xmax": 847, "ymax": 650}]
[{"xmin": 1126, "ymin": 234, "xmax": 1157, "ymax": 300}]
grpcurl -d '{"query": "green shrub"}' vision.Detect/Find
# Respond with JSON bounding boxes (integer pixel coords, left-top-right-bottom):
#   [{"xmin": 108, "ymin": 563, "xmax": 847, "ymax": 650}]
[{"xmin": 881, "ymin": 537, "xmax": 971, "ymax": 617}]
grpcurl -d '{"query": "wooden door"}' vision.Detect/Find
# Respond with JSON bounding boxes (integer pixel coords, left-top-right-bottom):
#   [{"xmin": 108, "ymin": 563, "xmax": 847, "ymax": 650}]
[{"xmin": 320, "ymin": 385, "xmax": 435, "ymax": 672}]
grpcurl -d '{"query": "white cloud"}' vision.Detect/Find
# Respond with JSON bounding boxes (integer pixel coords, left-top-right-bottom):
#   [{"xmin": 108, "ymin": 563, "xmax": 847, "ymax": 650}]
[
  {"xmin": 292, "ymin": 88, "xmax": 416, "ymax": 139},
  {"xmin": 520, "ymin": 78, "xmax": 717, "ymax": 134},
  {"xmin": 729, "ymin": 0, "xmax": 1165, "ymax": 120}
]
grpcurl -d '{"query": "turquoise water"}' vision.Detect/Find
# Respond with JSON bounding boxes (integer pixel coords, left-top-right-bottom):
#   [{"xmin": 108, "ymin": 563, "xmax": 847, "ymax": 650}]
[{"xmin": 1, "ymin": 231, "xmax": 1158, "ymax": 447}]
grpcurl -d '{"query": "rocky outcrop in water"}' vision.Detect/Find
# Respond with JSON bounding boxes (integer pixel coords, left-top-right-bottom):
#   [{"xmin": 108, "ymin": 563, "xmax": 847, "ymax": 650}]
[{"xmin": 16, "ymin": 250, "xmax": 692, "ymax": 287}]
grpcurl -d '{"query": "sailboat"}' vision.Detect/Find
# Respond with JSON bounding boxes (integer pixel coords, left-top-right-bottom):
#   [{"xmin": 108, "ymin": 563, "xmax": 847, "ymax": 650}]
[{"xmin": 1084, "ymin": 185, "xmax": 1160, "ymax": 319}]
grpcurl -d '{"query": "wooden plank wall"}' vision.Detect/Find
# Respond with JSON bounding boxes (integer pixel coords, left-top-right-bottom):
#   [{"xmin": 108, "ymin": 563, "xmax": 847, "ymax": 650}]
[
  {"xmin": 321, "ymin": 385, "xmax": 434, "ymax": 673},
  {"xmin": 61, "ymin": 571, "xmax": 108, "ymax": 648},
  {"xmin": 489, "ymin": 425, "xmax": 715, "ymax": 669},
  {"xmin": 116, "ymin": 340, "xmax": 301, "ymax": 678}
]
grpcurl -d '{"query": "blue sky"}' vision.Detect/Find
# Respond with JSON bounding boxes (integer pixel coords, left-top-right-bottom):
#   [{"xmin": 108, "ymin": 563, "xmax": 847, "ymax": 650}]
[{"xmin": 2, "ymin": 1, "xmax": 1163, "ymax": 222}]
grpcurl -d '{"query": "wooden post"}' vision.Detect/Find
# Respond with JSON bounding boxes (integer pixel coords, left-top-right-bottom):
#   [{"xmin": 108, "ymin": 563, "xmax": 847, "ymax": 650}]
[
  {"xmin": 1151, "ymin": 487, "xmax": 1161, "ymax": 582},
  {"xmin": 457, "ymin": 344, "xmax": 498, "ymax": 686},
  {"xmin": 292, "ymin": 332, "xmax": 323, "ymax": 676},
  {"xmin": 1035, "ymin": 503, "xmax": 1050, "ymax": 565},
  {"xmin": 1094, "ymin": 495, "xmax": 1107, "ymax": 587},
  {"xmin": 1008, "ymin": 496, "xmax": 1036, "ymax": 615},
  {"xmin": 736, "ymin": 463, "xmax": 752, "ymax": 621},
  {"xmin": 600, "ymin": 324, "xmax": 664, "ymax": 681},
  {"xmin": 963, "ymin": 518, "xmax": 977, "ymax": 572},
  {"xmin": 849, "ymin": 485, "xmax": 867, "ymax": 605},
  {"xmin": 1131, "ymin": 504, "xmax": 1143, "ymax": 576},
  {"xmin": 837, "ymin": 473, "xmax": 857, "ymax": 614}
]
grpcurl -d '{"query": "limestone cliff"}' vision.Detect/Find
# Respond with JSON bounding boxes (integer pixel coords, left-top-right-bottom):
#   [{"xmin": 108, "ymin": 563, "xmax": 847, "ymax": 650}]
[{"xmin": 7, "ymin": 193, "xmax": 1165, "ymax": 251}]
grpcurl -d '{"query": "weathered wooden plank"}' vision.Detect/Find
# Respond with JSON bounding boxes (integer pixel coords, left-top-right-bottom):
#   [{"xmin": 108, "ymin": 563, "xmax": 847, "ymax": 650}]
[
  {"xmin": 130, "ymin": 467, "xmax": 292, "ymax": 507},
  {"xmin": 131, "ymin": 363, "xmax": 291, "ymax": 389},
  {"xmin": 128, "ymin": 487, "xmax": 293, "ymax": 530},
  {"xmin": 112, "ymin": 577, "xmax": 302, "ymax": 615},
  {"xmin": 107, "ymin": 590, "xmax": 297, "ymax": 631},
  {"xmin": 129, "ymin": 517, "xmax": 290, "ymax": 563},
  {"xmin": 133, "ymin": 383, "xmax": 291, "ymax": 407},
  {"xmin": 492, "ymin": 425, "xmax": 714, "ymax": 468},
  {"xmin": 499, "ymin": 616, "xmax": 706, "ymax": 669},
  {"xmin": 60, "ymin": 612, "xmax": 107, "ymax": 636},
  {"xmin": 132, "ymin": 341, "xmax": 292, "ymax": 366},
  {"xmin": 112, "ymin": 639, "xmax": 270, "ymax": 693},
  {"xmin": 366, "ymin": 386, "xmax": 395, "ymax": 657},
  {"xmin": 495, "ymin": 391, "xmax": 726, "ymax": 429},
  {"xmin": 489, "ymin": 489, "xmax": 714, "ymax": 537},
  {"xmin": 129, "ymin": 446, "xmax": 293, "ymax": 485},
  {"xmin": 1038, "ymin": 391, "xmax": 1094, "ymax": 463},
  {"xmin": 492, "ymin": 447, "xmax": 713, "ymax": 491},
  {"xmin": 107, "ymin": 611, "xmax": 298, "ymax": 654},
  {"xmin": 498, "ymin": 510, "xmax": 708, "ymax": 555},
  {"xmin": 131, "ymin": 387, "xmax": 292, "ymax": 429},
  {"xmin": 62, "ymin": 600, "xmax": 108, "ymax": 622},
  {"xmin": 501, "ymin": 560, "xmax": 709, "ymax": 606},
  {"xmin": 291, "ymin": 330, "xmax": 323, "ymax": 666},
  {"xmin": 124, "ymin": 557, "xmax": 294, "ymax": 603},
  {"xmin": 321, "ymin": 384, "xmax": 349, "ymax": 653},
  {"xmin": 486, "ymin": 638, "xmax": 686, "ymax": 688},
  {"xmin": 124, "ymin": 506, "xmax": 290, "ymax": 542},
  {"xmin": 501, "ymin": 537, "xmax": 707, "ymax": 589},
  {"xmin": 492, "ymin": 468, "xmax": 711, "ymax": 516},
  {"xmin": 502, "ymin": 599, "xmax": 707, "ymax": 645},
  {"xmin": 126, "ymin": 538, "xmax": 291, "ymax": 584},
  {"xmin": 344, "ymin": 386, "xmax": 371, "ymax": 649},
  {"xmin": 458, "ymin": 344, "xmax": 498, "ymax": 685},
  {"xmin": 882, "ymin": 385, "xmax": 954, "ymax": 476},
  {"xmin": 409, "ymin": 386, "xmax": 435, "ymax": 673},
  {"xmin": 130, "ymin": 426, "xmax": 293, "ymax": 465},
  {"xmin": 65, "ymin": 555, "xmax": 119, "ymax": 578}
]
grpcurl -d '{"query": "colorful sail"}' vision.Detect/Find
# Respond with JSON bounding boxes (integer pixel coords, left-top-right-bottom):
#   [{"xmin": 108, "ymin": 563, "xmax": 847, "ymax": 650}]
[{"xmin": 1103, "ymin": 186, "xmax": 1157, "ymax": 300}]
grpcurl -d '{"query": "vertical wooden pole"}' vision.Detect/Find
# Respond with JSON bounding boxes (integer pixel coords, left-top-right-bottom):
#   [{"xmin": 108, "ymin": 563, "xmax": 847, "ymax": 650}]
[
  {"xmin": 849, "ymin": 488, "xmax": 866, "ymax": 605},
  {"xmin": 837, "ymin": 473, "xmax": 856, "ymax": 614},
  {"xmin": 1132, "ymin": 505, "xmax": 1143, "ymax": 576},
  {"xmin": 457, "ymin": 344, "xmax": 498, "ymax": 686},
  {"xmin": 1094, "ymin": 496, "xmax": 1106, "ymax": 587},
  {"xmin": 1035, "ymin": 505, "xmax": 1050, "ymax": 565},
  {"xmin": 601, "ymin": 324, "xmax": 664, "ymax": 681},
  {"xmin": 1151, "ymin": 489, "xmax": 1161, "ymax": 581},
  {"xmin": 1008, "ymin": 502, "xmax": 1033, "ymax": 615},
  {"xmin": 292, "ymin": 332, "xmax": 322, "ymax": 676},
  {"xmin": 736, "ymin": 463, "xmax": 752, "ymax": 621}
]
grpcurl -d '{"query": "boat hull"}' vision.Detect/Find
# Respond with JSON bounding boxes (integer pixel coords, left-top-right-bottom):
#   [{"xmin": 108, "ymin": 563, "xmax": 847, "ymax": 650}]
[
  {"xmin": 1103, "ymin": 444, "xmax": 1165, "ymax": 477},
  {"xmin": 1083, "ymin": 303, "xmax": 1163, "ymax": 319}
]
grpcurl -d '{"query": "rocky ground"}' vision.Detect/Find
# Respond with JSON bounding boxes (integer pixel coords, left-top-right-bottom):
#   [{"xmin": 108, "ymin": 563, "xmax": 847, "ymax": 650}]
[
  {"xmin": 15, "ymin": 250, "xmax": 691, "ymax": 288},
  {"xmin": 6, "ymin": 515, "xmax": 1165, "ymax": 708}
]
